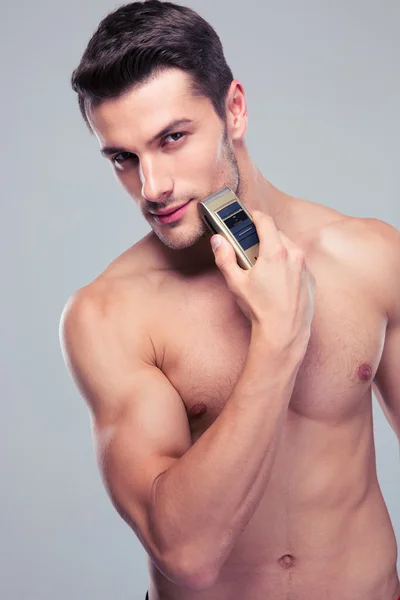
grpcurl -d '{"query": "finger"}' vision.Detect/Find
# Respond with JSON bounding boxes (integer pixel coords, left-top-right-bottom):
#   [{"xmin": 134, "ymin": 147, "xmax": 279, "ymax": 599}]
[
  {"xmin": 210, "ymin": 235, "xmax": 244, "ymax": 289},
  {"xmin": 251, "ymin": 210, "xmax": 284, "ymax": 258}
]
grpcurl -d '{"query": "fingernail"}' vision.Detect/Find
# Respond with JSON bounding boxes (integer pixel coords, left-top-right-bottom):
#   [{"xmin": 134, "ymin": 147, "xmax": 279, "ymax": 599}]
[{"xmin": 211, "ymin": 236, "xmax": 222, "ymax": 251}]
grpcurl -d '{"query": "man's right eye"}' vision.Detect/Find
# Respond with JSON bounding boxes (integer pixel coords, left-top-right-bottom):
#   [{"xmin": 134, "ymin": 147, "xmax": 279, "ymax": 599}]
[{"xmin": 113, "ymin": 152, "xmax": 137, "ymax": 164}]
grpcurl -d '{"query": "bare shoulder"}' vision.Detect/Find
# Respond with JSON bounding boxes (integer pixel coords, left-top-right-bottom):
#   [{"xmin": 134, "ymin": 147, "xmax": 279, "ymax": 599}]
[
  {"xmin": 61, "ymin": 234, "xmax": 155, "ymax": 337},
  {"xmin": 289, "ymin": 196, "xmax": 399, "ymax": 317},
  {"xmin": 61, "ymin": 231, "xmax": 166, "ymax": 337},
  {"xmin": 318, "ymin": 210, "xmax": 400, "ymax": 319},
  {"xmin": 59, "ymin": 233, "xmax": 167, "ymax": 413},
  {"xmin": 291, "ymin": 196, "xmax": 399, "ymax": 265},
  {"xmin": 322, "ymin": 212, "xmax": 400, "ymax": 271}
]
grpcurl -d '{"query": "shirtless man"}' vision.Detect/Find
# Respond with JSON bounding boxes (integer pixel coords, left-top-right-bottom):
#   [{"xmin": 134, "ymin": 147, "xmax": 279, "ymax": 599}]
[{"xmin": 59, "ymin": 1, "xmax": 400, "ymax": 599}]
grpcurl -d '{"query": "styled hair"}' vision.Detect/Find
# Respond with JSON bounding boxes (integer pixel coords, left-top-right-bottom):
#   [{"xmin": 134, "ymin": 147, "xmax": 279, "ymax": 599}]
[{"xmin": 71, "ymin": 0, "xmax": 234, "ymax": 132}]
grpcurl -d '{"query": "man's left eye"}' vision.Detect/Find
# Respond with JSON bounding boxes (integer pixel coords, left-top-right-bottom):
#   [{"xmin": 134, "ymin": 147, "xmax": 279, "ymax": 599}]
[{"xmin": 164, "ymin": 132, "xmax": 185, "ymax": 144}]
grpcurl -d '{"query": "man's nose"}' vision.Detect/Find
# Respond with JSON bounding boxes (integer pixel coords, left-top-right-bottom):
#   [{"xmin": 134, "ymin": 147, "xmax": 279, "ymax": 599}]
[{"xmin": 140, "ymin": 156, "xmax": 173, "ymax": 204}]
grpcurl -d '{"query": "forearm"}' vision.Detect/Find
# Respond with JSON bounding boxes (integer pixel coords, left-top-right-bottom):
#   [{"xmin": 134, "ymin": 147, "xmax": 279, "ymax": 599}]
[{"xmin": 150, "ymin": 326, "xmax": 303, "ymax": 587}]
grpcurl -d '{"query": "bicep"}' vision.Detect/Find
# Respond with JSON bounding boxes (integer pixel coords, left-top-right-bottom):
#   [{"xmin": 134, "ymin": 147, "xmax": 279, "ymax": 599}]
[
  {"xmin": 94, "ymin": 364, "xmax": 192, "ymax": 561},
  {"xmin": 60, "ymin": 290, "xmax": 192, "ymax": 567}
]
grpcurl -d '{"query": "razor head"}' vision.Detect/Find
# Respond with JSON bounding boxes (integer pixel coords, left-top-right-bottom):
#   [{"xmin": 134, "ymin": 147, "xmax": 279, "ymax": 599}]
[{"xmin": 198, "ymin": 188, "xmax": 259, "ymax": 269}]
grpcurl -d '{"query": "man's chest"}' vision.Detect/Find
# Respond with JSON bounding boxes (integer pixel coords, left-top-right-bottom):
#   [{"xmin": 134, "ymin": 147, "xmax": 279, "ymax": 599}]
[{"xmin": 151, "ymin": 254, "xmax": 387, "ymax": 441}]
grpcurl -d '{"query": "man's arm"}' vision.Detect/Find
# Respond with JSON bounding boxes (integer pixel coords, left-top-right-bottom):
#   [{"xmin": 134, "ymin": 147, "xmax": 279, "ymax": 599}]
[
  {"xmin": 59, "ymin": 287, "xmax": 194, "ymax": 585},
  {"xmin": 370, "ymin": 220, "xmax": 400, "ymax": 442},
  {"xmin": 59, "ymin": 285, "xmax": 304, "ymax": 591}
]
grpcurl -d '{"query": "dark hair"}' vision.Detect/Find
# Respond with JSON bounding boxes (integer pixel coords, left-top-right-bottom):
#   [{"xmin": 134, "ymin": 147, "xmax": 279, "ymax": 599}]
[{"xmin": 71, "ymin": 0, "xmax": 234, "ymax": 132}]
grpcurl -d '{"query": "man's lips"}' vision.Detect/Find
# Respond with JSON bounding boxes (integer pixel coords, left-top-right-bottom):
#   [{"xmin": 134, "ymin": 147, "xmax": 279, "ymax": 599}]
[
  {"xmin": 150, "ymin": 200, "xmax": 192, "ymax": 224},
  {"xmin": 150, "ymin": 201, "xmax": 191, "ymax": 216}
]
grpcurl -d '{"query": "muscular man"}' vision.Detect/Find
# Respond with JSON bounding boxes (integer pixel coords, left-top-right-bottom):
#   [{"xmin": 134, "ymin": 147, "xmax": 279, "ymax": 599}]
[{"xmin": 59, "ymin": 1, "xmax": 400, "ymax": 598}]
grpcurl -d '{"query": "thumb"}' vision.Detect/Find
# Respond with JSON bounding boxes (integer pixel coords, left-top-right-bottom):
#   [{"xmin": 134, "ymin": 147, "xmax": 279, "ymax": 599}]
[
  {"xmin": 210, "ymin": 235, "xmax": 241, "ymax": 286},
  {"xmin": 210, "ymin": 234, "xmax": 229, "ymax": 260}
]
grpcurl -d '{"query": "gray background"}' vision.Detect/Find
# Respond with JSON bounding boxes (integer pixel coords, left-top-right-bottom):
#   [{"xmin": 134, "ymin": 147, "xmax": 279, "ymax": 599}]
[{"xmin": 1, "ymin": 0, "xmax": 399, "ymax": 598}]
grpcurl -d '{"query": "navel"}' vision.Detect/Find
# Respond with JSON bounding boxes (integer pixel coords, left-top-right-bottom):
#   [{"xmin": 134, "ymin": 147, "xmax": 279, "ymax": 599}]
[
  {"xmin": 278, "ymin": 554, "xmax": 295, "ymax": 569},
  {"xmin": 357, "ymin": 362, "xmax": 372, "ymax": 382}
]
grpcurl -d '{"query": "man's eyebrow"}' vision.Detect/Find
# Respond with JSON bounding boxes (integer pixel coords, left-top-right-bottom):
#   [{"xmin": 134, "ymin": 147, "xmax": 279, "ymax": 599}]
[{"xmin": 100, "ymin": 118, "xmax": 194, "ymax": 157}]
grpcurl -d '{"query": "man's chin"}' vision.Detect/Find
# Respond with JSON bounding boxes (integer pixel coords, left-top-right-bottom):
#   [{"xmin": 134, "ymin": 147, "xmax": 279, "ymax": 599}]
[{"xmin": 152, "ymin": 223, "xmax": 208, "ymax": 251}]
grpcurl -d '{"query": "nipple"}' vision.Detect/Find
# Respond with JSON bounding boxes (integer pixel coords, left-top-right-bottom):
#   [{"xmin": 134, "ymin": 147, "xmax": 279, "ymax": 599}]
[
  {"xmin": 357, "ymin": 363, "xmax": 372, "ymax": 381},
  {"xmin": 188, "ymin": 402, "xmax": 207, "ymax": 418}
]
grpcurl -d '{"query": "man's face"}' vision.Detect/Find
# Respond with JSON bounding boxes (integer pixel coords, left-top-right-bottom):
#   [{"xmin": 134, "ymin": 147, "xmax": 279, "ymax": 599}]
[{"xmin": 88, "ymin": 68, "xmax": 241, "ymax": 250}]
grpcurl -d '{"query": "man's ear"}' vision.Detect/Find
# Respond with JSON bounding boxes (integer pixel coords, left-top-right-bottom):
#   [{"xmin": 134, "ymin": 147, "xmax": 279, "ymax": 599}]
[{"xmin": 225, "ymin": 80, "xmax": 248, "ymax": 141}]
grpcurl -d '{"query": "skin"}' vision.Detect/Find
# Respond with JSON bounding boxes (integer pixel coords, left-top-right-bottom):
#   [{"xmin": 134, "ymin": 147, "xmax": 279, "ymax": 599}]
[{"xmin": 61, "ymin": 67, "xmax": 400, "ymax": 599}]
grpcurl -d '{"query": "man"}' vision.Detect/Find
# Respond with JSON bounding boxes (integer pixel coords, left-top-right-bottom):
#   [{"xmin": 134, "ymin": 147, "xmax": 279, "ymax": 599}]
[{"xmin": 59, "ymin": 1, "xmax": 400, "ymax": 598}]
